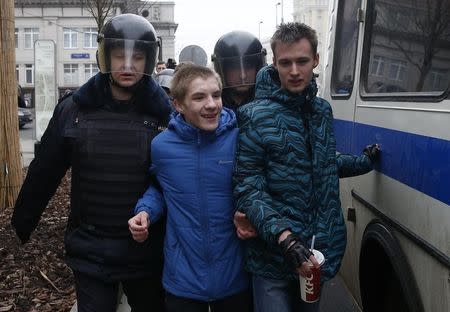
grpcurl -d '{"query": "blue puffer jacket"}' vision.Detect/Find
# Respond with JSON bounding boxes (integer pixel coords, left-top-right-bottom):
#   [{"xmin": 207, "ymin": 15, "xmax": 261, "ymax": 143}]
[
  {"xmin": 135, "ymin": 108, "xmax": 249, "ymax": 300},
  {"xmin": 233, "ymin": 65, "xmax": 373, "ymax": 282}
]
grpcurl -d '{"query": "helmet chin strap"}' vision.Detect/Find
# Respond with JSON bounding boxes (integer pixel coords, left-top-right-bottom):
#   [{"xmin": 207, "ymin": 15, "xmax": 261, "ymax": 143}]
[{"xmin": 109, "ymin": 74, "xmax": 144, "ymax": 94}]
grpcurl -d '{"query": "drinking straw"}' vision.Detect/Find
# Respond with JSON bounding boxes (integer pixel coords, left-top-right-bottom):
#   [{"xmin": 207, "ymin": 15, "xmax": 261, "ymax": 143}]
[{"xmin": 310, "ymin": 235, "xmax": 316, "ymax": 251}]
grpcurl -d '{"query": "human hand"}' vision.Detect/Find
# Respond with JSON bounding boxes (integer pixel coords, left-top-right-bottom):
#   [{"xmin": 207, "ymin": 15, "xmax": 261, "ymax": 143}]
[
  {"xmin": 233, "ymin": 211, "xmax": 257, "ymax": 240},
  {"xmin": 279, "ymin": 233, "xmax": 314, "ymax": 274},
  {"xmin": 128, "ymin": 211, "xmax": 150, "ymax": 243},
  {"xmin": 297, "ymin": 253, "xmax": 320, "ymax": 277},
  {"xmin": 363, "ymin": 143, "xmax": 380, "ymax": 163}
]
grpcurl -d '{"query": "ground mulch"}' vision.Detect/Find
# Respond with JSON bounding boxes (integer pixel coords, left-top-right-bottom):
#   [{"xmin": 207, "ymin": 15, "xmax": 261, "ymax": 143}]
[{"xmin": 0, "ymin": 169, "xmax": 76, "ymax": 312}]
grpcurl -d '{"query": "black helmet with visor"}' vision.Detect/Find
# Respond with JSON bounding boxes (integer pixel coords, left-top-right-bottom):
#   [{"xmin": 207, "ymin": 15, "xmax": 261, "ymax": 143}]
[
  {"xmin": 212, "ymin": 31, "xmax": 266, "ymax": 89},
  {"xmin": 97, "ymin": 14, "xmax": 159, "ymax": 77}
]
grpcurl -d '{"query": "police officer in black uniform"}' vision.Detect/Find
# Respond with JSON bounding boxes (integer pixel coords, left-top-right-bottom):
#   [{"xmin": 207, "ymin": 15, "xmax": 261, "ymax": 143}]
[
  {"xmin": 212, "ymin": 31, "xmax": 266, "ymax": 111},
  {"xmin": 11, "ymin": 14, "xmax": 171, "ymax": 312}
]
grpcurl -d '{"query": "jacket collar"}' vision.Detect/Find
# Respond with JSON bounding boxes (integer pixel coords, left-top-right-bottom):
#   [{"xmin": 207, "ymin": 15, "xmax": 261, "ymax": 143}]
[
  {"xmin": 73, "ymin": 73, "xmax": 172, "ymax": 120},
  {"xmin": 168, "ymin": 107, "xmax": 236, "ymax": 142},
  {"xmin": 254, "ymin": 65, "xmax": 318, "ymax": 112}
]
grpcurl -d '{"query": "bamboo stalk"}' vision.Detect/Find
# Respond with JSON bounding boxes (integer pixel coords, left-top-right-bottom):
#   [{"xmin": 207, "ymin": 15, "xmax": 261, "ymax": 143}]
[{"xmin": 0, "ymin": 0, "xmax": 23, "ymax": 209}]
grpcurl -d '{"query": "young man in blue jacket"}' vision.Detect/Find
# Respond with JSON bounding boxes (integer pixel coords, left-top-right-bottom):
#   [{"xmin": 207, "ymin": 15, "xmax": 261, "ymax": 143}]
[
  {"xmin": 233, "ymin": 23, "xmax": 380, "ymax": 311},
  {"xmin": 128, "ymin": 64, "xmax": 251, "ymax": 312}
]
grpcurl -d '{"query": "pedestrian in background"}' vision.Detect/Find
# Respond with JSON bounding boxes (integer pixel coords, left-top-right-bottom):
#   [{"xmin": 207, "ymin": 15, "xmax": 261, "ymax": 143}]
[
  {"xmin": 154, "ymin": 68, "xmax": 174, "ymax": 96},
  {"xmin": 166, "ymin": 58, "xmax": 177, "ymax": 69},
  {"xmin": 156, "ymin": 60, "xmax": 167, "ymax": 74},
  {"xmin": 233, "ymin": 22, "xmax": 380, "ymax": 312},
  {"xmin": 11, "ymin": 14, "xmax": 171, "ymax": 312}
]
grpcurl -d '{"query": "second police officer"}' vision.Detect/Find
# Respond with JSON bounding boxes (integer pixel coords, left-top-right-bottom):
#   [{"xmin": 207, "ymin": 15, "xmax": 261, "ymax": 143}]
[{"xmin": 212, "ymin": 31, "xmax": 266, "ymax": 112}]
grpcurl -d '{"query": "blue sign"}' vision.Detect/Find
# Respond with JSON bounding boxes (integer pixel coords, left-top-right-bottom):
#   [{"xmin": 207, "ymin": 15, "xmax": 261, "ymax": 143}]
[{"xmin": 71, "ymin": 53, "xmax": 90, "ymax": 59}]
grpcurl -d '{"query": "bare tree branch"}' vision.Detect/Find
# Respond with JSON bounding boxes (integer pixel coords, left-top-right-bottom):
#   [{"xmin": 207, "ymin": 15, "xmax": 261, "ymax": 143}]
[
  {"xmin": 121, "ymin": 0, "xmax": 158, "ymax": 15},
  {"xmin": 377, "ymin": 0, "xmax": 450, "ymax": 90},
  {"xmin": 81, "ymin": 0, "xmax": 115, "ymax": 32}
]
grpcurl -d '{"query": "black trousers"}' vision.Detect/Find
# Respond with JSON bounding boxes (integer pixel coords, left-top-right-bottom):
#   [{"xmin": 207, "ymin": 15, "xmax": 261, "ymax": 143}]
[
  {"xmin": 165, "ymin": 290, "xmax": 252, "ymax": 312},
  {"xmin": 73, "ymin": 270, "xmax": 165, "ymax": 312}
]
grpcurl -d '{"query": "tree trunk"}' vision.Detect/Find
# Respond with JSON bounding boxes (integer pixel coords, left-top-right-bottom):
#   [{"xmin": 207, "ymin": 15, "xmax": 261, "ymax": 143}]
[{"xmin": 0, "ymin": 0, "xmax": 22, "ymax": 209}]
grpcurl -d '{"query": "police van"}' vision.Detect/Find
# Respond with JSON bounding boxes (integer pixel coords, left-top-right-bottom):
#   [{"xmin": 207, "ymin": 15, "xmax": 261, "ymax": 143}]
[{"xmin": 322, "ymin": 0, "xmax": 450, "ymax": 311}]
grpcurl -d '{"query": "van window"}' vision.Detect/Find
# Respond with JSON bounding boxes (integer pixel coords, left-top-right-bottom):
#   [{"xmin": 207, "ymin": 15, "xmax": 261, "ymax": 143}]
[
  {"xmin": 331, "ymin": 0, "xmax": 360, "ymax": 96},
  {"xmin": 363, "ymin": 0, "xmax": 450, "ymax": 94}
]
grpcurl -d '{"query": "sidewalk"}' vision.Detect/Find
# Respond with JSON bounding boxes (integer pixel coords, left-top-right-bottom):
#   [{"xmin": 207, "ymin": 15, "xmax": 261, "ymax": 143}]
[{"xmin": 19, "ymin": 137, "xmax": 35, "ymax": 168}]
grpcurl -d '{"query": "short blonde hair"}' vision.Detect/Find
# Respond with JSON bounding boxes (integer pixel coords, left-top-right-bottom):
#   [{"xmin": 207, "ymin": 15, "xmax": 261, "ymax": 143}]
[{"xmin": 171, "ymin": 64, "xmax": 222, "ymax": 101}]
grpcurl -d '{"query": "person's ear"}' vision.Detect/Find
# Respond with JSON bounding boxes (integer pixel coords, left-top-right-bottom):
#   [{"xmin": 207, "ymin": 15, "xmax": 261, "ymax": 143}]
[
  {"xmin": 272, "ymin": 56, "xmax": 277, "ymax": 68},
  {"xmin": 313, "ymin": 53, "xmax": 319, "ymax": 69},
  {"xmin": 173, "ymin": 99, "xmax": 184, "ymax": 113}
]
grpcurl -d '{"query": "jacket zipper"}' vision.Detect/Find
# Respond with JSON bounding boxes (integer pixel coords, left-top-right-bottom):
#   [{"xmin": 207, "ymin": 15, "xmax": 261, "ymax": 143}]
[{"xmin": 197, "ymin": 132, "xmax": 212, "ymax": 299}]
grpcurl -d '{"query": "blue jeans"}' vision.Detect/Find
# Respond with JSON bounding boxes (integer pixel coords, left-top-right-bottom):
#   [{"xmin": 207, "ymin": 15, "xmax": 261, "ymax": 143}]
[{"xmin": 252, "ymin": 274, "xmax": 321, "ymax": 312}]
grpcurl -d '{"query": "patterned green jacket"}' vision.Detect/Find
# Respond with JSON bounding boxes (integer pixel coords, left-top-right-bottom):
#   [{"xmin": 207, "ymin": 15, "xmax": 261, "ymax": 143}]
[{"xmin": 233, "ymin": 65, "xmax": 373, "ymax": 281}]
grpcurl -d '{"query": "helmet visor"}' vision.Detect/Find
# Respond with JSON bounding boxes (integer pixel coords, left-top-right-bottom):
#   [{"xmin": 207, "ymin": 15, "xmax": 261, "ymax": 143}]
[
  {"xmin": 98, "ymin": 38, "xmax": 159, "ymax": 76},
  {"xmin": 214, "ymin": 52, "xmax": 266, "ymax": 88}
]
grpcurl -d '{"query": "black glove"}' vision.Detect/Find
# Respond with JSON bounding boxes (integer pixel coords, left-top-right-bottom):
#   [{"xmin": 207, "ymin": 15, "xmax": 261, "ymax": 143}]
[
  {"xmin": 363, "ymin": 144, "xmax": 380, "ymax": 163},
  {"xmin": 279, "ymin": 233, "xmax": 313, "ymax": 269}
]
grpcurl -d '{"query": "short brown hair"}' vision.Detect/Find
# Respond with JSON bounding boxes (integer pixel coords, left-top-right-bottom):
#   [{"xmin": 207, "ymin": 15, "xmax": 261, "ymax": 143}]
[
  {"xmin": 171, "ymin": 64, "xmax": 222, "ymax": 101},
  {"xmin": 271, "ymin": 22, "xmax": 318, "ymax": 56}
]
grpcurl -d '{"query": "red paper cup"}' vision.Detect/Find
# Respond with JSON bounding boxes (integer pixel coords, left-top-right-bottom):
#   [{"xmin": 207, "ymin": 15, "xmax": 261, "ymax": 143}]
[{"xmin": 299, "ymin": 249, "xmax": 325, "ymax": 303}]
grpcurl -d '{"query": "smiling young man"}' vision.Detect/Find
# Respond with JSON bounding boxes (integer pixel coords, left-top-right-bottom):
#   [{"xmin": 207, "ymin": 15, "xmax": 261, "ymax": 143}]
[
  {"xmin": 128, "ymin": 64, "xmax": 251, "ymax": 312},
  {"xmin": 233, "ymin": 23, "xmax": 380, "ymax": 311}
]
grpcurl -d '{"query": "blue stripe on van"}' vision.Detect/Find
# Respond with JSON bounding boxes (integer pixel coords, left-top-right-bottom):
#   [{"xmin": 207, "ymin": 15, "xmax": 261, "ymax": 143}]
[{"xmin": 334, "ymin": 119, "xmax": 450, "ymax": 205}]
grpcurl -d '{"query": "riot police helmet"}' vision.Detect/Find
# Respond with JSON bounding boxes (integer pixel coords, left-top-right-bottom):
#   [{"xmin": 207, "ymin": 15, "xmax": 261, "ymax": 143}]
[
  {"xmin": 212, "ymin": 31, "xmax": 266, "ymax": 89},
  {"xmin": 97, "ymin": 14, "xmax": 160, "ymax": 77},
  {"xmin": 154, "ymin": 68, "xmax": 174, "ymax": 95}
]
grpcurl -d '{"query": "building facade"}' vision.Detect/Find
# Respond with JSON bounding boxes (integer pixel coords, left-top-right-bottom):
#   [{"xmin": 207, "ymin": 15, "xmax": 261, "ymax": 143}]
[
  {"xmin": 293, "ymin": 0, "xmax": 330, "ymax": 94},
  {"xmin": 14, "ymin": 0, "xmax": 177, "ymax": 105}
]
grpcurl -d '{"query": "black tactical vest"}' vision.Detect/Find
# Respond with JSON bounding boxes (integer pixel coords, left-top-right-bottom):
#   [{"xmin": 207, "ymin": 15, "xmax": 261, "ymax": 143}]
[{"xmin": 71, "ymin": 108, "xmax": 162, "ymax": 238}]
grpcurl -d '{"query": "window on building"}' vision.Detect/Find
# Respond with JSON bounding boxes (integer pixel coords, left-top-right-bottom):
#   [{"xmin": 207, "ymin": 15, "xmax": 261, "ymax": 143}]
[
  {"xmin": 25, "ymin": 64, "xmax": 34, "ymax": 84},
  {"xmin": 388, "ymin": 60, "xmax": 407, "ymax": 81},
  {"xmin": 24, "ymin": 28, "xmax": 39, "ymax": 49},
  {"xmin": 369, "ymin": 56, "xmax": 385, "ymax": 77},
  {"xmin": 64, "ymin": 64, "xmax": 79, "ymax": 85},
  {"xmin": 84, "ymin": 63, "xmax": 98, "ymax": 81},
  {"xmin": 64, "ymin": 28, "xmax": 78, "ymax": 49},
  {"xmin": 84, "ymin": 27, "xmax": 98, "ymax": 48},
  {"xmin": 15, "ymin": 28, "xmax": 18, "ymax": 48},
  {"xmin": 429, "ymin": 69, "xmax": 448, "ymax": 91}
]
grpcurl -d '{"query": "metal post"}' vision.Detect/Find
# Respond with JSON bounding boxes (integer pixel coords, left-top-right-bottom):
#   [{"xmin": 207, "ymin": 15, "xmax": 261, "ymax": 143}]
[
  {"xmin": 258, "ymin": 21, "xmax": 263, "ymax": 39},
  {"xmin": 281, "ymin": 0, "xmax": 284, "ymax": 23},
  {"xmin": 276, "ymin": 2, "xmax": 280, "ymax": 26}
]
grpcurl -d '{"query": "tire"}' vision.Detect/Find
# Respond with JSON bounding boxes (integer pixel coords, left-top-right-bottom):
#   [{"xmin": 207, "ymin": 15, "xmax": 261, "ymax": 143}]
[{"xmin": 359, "ymin": 221, "xmax": 423, "ymax": 312}]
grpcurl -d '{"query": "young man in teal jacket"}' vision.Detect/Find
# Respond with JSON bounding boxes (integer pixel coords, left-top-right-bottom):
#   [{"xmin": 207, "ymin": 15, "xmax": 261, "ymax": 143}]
[
  {"xmin": 128, "ymin": 64, "xmax": 251, "ymax": 312},
  {"xmin": 233, "ymin": 23, "xmax": 380, "ymax": 311}
]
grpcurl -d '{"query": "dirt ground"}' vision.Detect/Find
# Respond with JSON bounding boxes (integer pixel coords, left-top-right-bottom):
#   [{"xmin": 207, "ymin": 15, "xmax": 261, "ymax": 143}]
[{"xmin": 0, "ymin": 170, "xmax": 76, "ymax": 312}]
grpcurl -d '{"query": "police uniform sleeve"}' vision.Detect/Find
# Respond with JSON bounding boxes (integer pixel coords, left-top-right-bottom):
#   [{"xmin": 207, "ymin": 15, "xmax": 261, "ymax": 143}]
[{"xmin": 11, "ymin": 101, "xmax": 71, "ymax": 243}]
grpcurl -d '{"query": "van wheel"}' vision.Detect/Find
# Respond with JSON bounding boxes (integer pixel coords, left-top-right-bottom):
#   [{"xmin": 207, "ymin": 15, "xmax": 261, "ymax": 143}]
[{"xmin": 359, "ymin": 221, "xmax": 423, "ymax": 312}]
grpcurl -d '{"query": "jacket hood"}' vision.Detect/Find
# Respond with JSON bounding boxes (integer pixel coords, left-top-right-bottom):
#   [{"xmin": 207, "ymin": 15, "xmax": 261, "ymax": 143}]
[
  {"xmin": 72, "ymin": 73, "xmax": 172, "ymax": 121},
  {"xmin": 254, "ymin": 65, "xmax": 318, "ymax": 111},
  {"xmin": 168, "ymin": 107, "xmax": 236, "ymax": 142}
]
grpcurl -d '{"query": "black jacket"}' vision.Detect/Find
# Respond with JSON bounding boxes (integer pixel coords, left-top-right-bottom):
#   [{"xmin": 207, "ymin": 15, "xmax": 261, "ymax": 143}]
[{"xmin": 12, "ymin": 73, "xmax": 172, "ymax": 281}]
